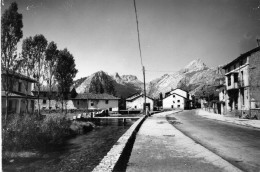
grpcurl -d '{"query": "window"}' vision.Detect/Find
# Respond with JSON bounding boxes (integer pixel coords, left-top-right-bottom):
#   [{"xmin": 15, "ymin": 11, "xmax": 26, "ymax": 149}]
[
  {"xmin": 18, "ymin": 82, "xmax": 22, "ymax": 92},
  {"xmin": 91, "ymin": 102, "xmax": 94, "ymax": 106},
  {"xmin": 241, "ymin": 88, "xmax": 245, "ymax": 105},
  {"xmin": 234, "ymin": 73, "xmax": 238, "ymax": 83},
  {"xmin": 109, "ymin": 108, "xmax": 112, "ymax": 111},
  {"xmin": 105, "ymin": 100, "xmax": 109, "ymax": 104},
  {"xmin": 228, "ymin": 75, "xmax": 231, "ymax": 86},
  {"xmin": 173, "ymin": 95, "xmax": 175, "ymax": 98},
  {"xmin": 171, "ymin": 105, "xmax": 173, "ymax": 108},
  {"xmin": 178, "ymin": 105, "xmax": 180, "ymax": 108},
  {"xmin": 135, "ymin": 106, "xmax": 137, "ymax": 109},
  {"xmin": 177, "ymin": 100, "xmax": 180, "ymax": 103},
  {"xmin": 173, "ymin": 101, "xmax": 175, "ymax": 103},
  {"xmin": 77, "ymin": 100, "xmax": 79, "ymax": 105},
  {"xmin": 43, "ymin": 99, "xmax": 47, "ymax": 104}
]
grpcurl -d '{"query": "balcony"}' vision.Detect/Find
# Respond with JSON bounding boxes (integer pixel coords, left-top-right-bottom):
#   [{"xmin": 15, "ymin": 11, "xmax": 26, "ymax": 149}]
[{"xmin": 227, "ymin": 82, "xmax": 239, "ymax": 90}]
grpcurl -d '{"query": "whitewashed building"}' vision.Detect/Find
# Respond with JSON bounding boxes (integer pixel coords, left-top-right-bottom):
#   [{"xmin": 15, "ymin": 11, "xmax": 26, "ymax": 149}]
[
  {"xmin": 126, "ymin": 93, "xmax": 154, "ymax": 111},
  {"xmin": 163, "ymin": 93, "xmax": 187, "ymax": 109},
  {"xmin": 71, "ymin": 93, "xmax": 120, "ymax": 111}
]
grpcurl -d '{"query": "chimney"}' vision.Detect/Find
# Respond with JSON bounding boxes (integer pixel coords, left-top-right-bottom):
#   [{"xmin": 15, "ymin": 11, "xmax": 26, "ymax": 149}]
[{"xmin": 257, "ymin": 39, "xmax": 260, "ymax": 47}]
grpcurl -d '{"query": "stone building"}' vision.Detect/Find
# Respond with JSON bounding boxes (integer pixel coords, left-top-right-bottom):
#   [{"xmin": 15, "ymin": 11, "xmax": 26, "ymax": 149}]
[
  {"xmin": 32, "ymin": 85, "xmax": 119, "ymax": 112},
  {"xmin": 71, "ymin": 93, "xmax": 119, "ymax": 111},
  {"xmin": 1, "ymin": 70, "xmax": 37, "ymax": 114},
  {"xmin": 126, "ymin": 93, "xmax": 154, "ymax": 111},
  {"xmin": 222, "ymin": 46, "xmax": 260, "ymax": 118}
]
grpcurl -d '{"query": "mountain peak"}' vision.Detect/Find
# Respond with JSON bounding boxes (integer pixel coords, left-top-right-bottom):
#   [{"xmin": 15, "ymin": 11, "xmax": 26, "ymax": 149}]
[{"xmin": 184, "ymin": 59, "xmax": 208, "ymax": 72}]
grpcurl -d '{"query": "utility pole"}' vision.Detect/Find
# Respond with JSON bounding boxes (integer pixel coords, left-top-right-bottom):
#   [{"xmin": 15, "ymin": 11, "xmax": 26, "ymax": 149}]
[
  {"xmin": 143, "ymin": 66, "xmax": 146, "ymax": 115},
  {"xmin": 133, "ymin": 0, "xmax": 146, "ymax": 115}
]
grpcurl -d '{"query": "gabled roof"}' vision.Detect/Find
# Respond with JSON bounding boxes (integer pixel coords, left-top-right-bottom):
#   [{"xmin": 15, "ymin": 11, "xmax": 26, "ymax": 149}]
[
  {"xmin": 223, "ymin": 46, "xmax": 260, "ymax": 69},
  {"xmin": 73, "ymin": 93, "xmax": 120, "ymax": 100},
  {"xmin": 163, "ymin": 92, "xmax": 187, "ymax": 100},
  {"xmin": 170, "ymin": 88, "xmax": 188, "ymax": 93},
  {"xmin": 126, "ymin": 93, "xmax": 154, "ymax": 101},
  {"xmin": 1, "ymin": 69, "xmax": 37, "ymax": 83}
]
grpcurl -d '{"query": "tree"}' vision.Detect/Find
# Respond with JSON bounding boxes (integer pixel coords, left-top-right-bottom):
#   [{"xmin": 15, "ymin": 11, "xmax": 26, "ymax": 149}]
[
  {"xmin": 1, "ymin": 2, "xmax": 23, "ymax": 122},
  {"xmin": 55, "ymin": 48, "xmax": 78, "ymax": 113},
  {"xmin": 45, "ymin": 41, "xmax": 59, "ymax": 109},
  {"xmin": 21, "ymin": 34, "xmax": 48, "ymax": 116},
  {"xmin": 21, "ymin": 36, "xmax": 34, "ymax": 114}
]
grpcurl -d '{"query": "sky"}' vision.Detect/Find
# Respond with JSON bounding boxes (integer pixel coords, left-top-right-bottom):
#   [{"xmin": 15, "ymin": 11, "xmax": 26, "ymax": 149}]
[{"xmin": 1, "ymin": 0, "xmax": 260, "ymax": 81}]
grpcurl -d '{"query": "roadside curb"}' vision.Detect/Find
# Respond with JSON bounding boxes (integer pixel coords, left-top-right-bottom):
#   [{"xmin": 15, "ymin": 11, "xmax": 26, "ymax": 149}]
[
  {"xmin": 92, "ymin": 115, "xmax": 147, "ymax": 172},
  {"xmin": 196, "ymin": 110, "xmax": 260, "ymax": 129}
]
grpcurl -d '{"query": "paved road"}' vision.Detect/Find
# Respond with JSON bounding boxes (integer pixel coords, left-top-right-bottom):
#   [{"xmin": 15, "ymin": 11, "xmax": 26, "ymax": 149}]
[
  {"xmin": 167, "ymin": 110, "xmax": 260, "ymax": 172},
  {"xmin": 126, "ymin": 111, "xmax": 241, "ymax": 172}
]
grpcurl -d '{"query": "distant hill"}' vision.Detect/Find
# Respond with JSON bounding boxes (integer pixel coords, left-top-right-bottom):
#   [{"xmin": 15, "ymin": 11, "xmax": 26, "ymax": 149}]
[
  {"xmin": 146, "ymin": 59, "xmax": 225, "ymax": 98},
  {"xmin": 73, "ymin": 59, "xmax": 225, "ymax": 99},
  {"xmin": 74, "ymin": 71, "xmax": 143, "ymax": 98}
]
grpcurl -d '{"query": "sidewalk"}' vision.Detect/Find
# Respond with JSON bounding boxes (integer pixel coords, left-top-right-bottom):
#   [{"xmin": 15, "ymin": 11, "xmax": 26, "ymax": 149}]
[
  {"xmin": 196, "ymin": 109, "xmax": 260, "ymax": 129},
  {"xmin": 126, "ymin": 111, "xmax": 242, "ymax": 172}
]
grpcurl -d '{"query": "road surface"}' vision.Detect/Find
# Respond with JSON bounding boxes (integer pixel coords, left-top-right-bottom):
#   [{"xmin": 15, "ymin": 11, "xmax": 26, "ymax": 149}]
[{"xmin": 167, "ymin": 110, "xmax": 260, "ymax": 172}]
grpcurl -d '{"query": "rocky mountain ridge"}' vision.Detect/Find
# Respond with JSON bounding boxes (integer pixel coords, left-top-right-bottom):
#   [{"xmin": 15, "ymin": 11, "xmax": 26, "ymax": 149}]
[
  {"xmin": 147, "ymin": 59, "xmax": 224, "ymax": 98},
  {"xmin": 74, "ymin": 71, "xmax": 143, "ymax": 98},
  {"xmin": 73, "ymin": 59, "xmax": 224, "ymax": 99}
]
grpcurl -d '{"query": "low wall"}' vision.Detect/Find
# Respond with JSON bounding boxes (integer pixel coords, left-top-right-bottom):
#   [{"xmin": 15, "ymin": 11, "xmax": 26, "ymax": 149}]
[{"xmin": 92, "ymin": 115, "xmax": 147, "ymax": 172}]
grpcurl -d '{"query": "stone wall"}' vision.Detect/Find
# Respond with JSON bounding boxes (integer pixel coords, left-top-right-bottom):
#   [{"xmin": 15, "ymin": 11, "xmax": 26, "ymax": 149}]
[{"xmin": 249, "ymin": 51, "xmax": 260, "ymax": 108}]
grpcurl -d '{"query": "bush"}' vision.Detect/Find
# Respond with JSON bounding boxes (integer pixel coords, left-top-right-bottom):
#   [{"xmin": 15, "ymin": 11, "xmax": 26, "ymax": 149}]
[{"xmin": 2, "ymin": 114, "xmax": 75, "ymax": 152}]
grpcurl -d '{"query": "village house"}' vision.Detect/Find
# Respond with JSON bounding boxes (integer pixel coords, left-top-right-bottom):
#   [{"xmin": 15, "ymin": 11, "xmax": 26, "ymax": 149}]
[
  {"xmin": 1, "ymin": 70, "xmax": 37, "ymax": 114},
  {"xmin": 126, "ymin": 93, "xmax": 154, "ymax": 111},
  {"xmin": 222, "ymin": 45, "xmax": 260, "ymax": 119},
  {"xmin": 32, "ymin": 85, "xmax": 120, "ymax": 112},
  {"xmin": 163, "ymin": 93, "xmax": 187, "ymax": 109},
  {"xmin": 163, "ymin": 88, "xmax": 191, "ymax": 110},
  {"xmin": 70, "ymin": 93, "xmax": 120, "ymax": 111},
  {"xmin": 32, "ymin": 85, "xmax": 62, "ymax": 110}
]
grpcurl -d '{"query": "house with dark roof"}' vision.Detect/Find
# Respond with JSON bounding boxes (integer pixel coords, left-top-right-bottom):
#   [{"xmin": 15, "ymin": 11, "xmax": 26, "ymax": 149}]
[
  {"xmin": 31, "ymin": 84, "xmax": 120, "ymax": 111},
  {"xmin": 1, "ymin": 70, "xmax": 37, "ymax": 114},
  {"xmin": 126, "ymin": 93, "xmax": 154, "ymax": 111},
  {"xmin": 222, "ymin": 46, "xmax": 260, "ymax": 118},
  {"xmin": 163, "ymin": 88, "xmax": 192, "ymax": 110},
  {"xmin": 69, "ymin": 93, "xmax": 120, "ymax": 111},
  {"xmin": 163, "ymin": 92, "xmax": 188, "ymax": 110}
]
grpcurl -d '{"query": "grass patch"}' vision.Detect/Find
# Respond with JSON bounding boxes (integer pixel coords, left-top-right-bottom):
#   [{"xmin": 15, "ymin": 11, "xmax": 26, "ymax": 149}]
[{"xmin": 2, "ymin": 113, "xmax": 94, "ymax": 159}]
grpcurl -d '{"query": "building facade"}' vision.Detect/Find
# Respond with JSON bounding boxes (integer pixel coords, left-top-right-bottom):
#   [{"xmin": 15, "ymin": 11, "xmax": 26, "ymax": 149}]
[
  {"xmin": 126, "ymin": 93, "xmax": 154, "ymax": 111},
  {"xmin": 33, "ymin": 87, "xmax": 120, "ymax": 112},
  {"xmin": 222, "ymin": 46, "xmax": 260, "ymax": 118},
  {"xmin": 163, "ymin": 93, "xmax": 187, "ymax": 109},
  {"xmin": 1, "ymin": 70, "xmax": 37, "ymax": 114},
  {"xmin": 72, "ymin": 93, "xmax": 119, "ymax": 111}
]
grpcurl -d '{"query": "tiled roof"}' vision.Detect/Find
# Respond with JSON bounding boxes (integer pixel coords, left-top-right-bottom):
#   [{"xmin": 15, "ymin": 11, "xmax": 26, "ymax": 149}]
[
  {"xmin": 1, "ymin": 69, "xmax": 37, "ymax": 83},
  {"xmin": 32, "ymin": 85, "xmax": 59, "ymax": 92},
  {"xmin": 74, "ymin": 93, "xmax": 120, "ymax": 100},
  {"xmin": 1, "ymin": 91, "xmax": 37, "ymax": 99},
  {"xmin": 126, "ymin": 93, "xmax": 154, "ymax": 101},
  {"xmin": 223, "ymin": 46, "xmax": 260, "ymax": 69},
  {"xmin": 163, "ymin": 92, "xmax": 187, "ymax": 100}
]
